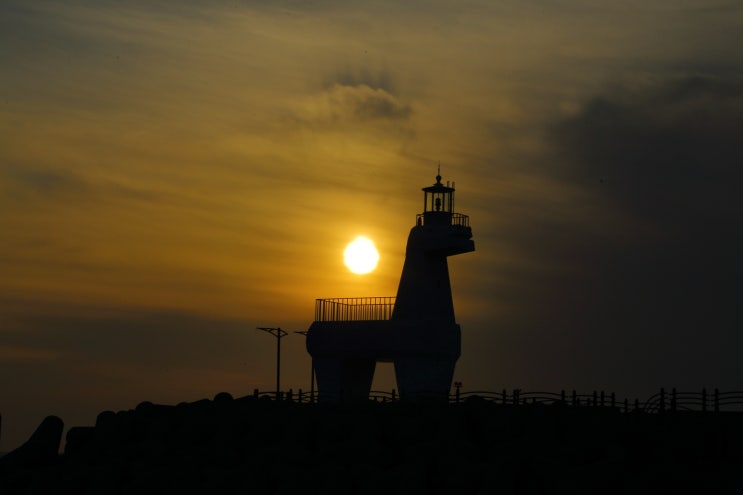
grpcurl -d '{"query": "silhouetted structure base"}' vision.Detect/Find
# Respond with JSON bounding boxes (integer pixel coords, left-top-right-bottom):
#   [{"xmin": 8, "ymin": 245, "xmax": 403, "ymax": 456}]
[{"xmin": 3, "ymin": 394, "xmax": 743, "ymax": 494}]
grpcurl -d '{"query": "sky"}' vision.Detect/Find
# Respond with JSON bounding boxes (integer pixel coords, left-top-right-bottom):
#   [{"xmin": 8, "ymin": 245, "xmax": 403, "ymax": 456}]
[{"xmin": 1, "ymin": 0, "xmax": 742, "ymax": 450}]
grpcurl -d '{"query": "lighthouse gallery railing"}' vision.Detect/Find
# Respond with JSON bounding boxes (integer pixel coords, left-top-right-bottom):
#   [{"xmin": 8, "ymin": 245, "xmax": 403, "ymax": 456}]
[
  {"xmin": 415, "ymin": 212, "xmax": 470, "ymax": 227},
  {"xmin": 314, "ymin": 297, "xmax": 396, "ymax": 322}
]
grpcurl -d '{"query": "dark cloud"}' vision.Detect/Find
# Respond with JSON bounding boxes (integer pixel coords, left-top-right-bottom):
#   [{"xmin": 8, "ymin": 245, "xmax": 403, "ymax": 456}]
[
  {"xmin": 326, "ymin": 83, "xmax": 412, "ymax": 122},
  {"xmin": 1, "ymin": 306, "xmax": 253, "ymax": 368},
  {"xmin": 3, "ymin": 166, "xmax": 90, "ymax": 197},
  {"xmin": 330, "ymin": 68, "xmax": 397, "ymax": 95},
  {"xmin": 290, "ymin": 82, "xmax": 413, "ymax": 132},
  {"xmin": 550, "ymin": 75, "xmax": 743, "ymax": 233},
  {"xmin": 0, "ymin": 303, "xmax": 291, "ymax": 451},
  {"xmin": 1, "ymin": 165, "xmax": 175, "ymax": 205},
  {"xmin": 475, "ymin": 75, "xmax": 743, "ymax": 394}
]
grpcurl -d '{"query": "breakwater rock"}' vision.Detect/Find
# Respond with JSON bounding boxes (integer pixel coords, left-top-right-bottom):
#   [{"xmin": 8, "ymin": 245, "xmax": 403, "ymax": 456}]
[{"xmin": 1, "ymin": 394, "xmax": 742, "ymax": 494}]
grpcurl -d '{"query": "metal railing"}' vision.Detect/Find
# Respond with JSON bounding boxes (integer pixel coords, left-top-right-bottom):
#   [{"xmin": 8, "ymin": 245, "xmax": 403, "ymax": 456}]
[
  {"xmin": 314, "ymin": 297, "xmax": 396, "ymax": 322},
  {"xmin": 251, "ymin": 387, "xmax": 743, "ymax": 413},
  {"xmin": 415, "ymin": 212, "xmax": 470, "ymax": 227},
  {"xmin": 642, "ymin": 388, "xmax": 743, "ymax": 413}
]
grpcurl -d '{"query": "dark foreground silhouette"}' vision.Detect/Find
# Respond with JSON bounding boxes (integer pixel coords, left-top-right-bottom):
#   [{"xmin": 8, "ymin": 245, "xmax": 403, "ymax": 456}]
[{"xmin": 2, "ymin": 393, "xmax": 742, "ymax": 494}]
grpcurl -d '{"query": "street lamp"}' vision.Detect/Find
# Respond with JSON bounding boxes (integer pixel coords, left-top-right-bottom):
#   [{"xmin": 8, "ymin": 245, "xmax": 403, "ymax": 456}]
[
  {"xmin": 256, "ymin": 327, "xmax": 288, "ymax": 400},
  {"xmin": 294, "ymin": 331, "xmax": 315, "ymax": 403}
]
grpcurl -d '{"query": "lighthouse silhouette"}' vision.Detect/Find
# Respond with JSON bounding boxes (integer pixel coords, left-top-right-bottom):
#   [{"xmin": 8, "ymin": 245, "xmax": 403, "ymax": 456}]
[{"xmin": 306, "ymin": 170, "xmax": 475, "ymax": 401}]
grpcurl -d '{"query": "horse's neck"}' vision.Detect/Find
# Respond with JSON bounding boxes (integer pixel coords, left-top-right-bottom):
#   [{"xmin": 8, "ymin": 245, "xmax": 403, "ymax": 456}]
[{"xmin": 392, "ymin": 245, "xmax": 455, "ymax": 324}]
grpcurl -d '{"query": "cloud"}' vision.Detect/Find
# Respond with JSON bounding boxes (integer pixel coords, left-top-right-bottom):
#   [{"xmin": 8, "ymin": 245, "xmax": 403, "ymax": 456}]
[
  {"xmin": 0, "ymin": 345, "xmax": 61, "ymax": 362},
  {"xmin": 2, "ymin": 166, "xmax": 89, "ymax": 198},
  {"xmin": 467, "ymin": 74, "xmax": 743, "ymax": 393},
  {"xmin": 297, "ymin": 83, "xmax": 412, "ymax": 128},
  {"xmin": 549, "ymin": 75, "xmax": 743, "ymax": 235},
  {"xmin": 331, "ymin": 68, "xmax": 398, "ymax": 95},
  {"xmin": 0, "ymin": 163, "xmax": 180, "ymax": 209}
]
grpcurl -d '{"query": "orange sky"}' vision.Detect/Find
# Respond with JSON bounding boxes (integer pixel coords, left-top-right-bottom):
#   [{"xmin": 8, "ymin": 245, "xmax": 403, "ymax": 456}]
[{"xmin": 2, "ymin": 0, "xmax": 743, "ymax": 451}]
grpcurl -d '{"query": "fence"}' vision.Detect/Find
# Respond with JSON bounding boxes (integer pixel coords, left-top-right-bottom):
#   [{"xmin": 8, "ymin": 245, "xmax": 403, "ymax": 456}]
[
  {"xmin": 415, "ymin": 212, "xmax": 470, "ymax": 227},
  {"xmin": 642, "ymin": 388, "xmax": 743, "ymax": 413},
  {"xmin": 250, "ymin": 387, "xmax": 743, "ymax": 413},
  {"xmin": 314, "ymin": 297, "xmax": 396, "ymax": 322}
]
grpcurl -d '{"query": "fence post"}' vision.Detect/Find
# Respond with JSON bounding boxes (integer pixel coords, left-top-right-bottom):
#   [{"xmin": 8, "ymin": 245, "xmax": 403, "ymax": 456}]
[
  {"xmin": 659, "ymin": 388, "xmax": 665, "ymax": 413},
  {"xmin": 392, "ymin": 389, "xmax": 396, "ymax": 401},
  {"xmin": 572, "ymin": 390, "xmax": 577, "ymax": 407},
  {"xmin": 253, "ymin": 388, "xmax": 259, "ymax": 399},
  {"xmin": 502, "ymin": 389, "xmax": 507, "ymax": 405},
  {"xmin": 702, "ymin": 388, "xmax": 707, "ymax": 412},
  {"xmin": 634, "ymin": 398, "xmax": 639, "ymax": 411},
  {"xmin": 561, "ymin": 390, "xmax": 566, "ymax": 404},
  {"xmin": 600, "ymin": 391, "xmax": 605, "ymax": 407},
  {"xmin": 624, "ymin": 398, "xmax": 628, "ymax": 413},
  {"xmin": 611, "ymin": 392, "xmax": 615, "ymax": 409},
  {"xmin": 592, "ymin": 391, "xmax": 597, "ymax": 407},
  {"xmin": 298, "ymin": 389, "xmax": 303, "ymax": 404},
  {"xmin": 671, "ymin": 388, "xmax": 676, "ymax": 412},
  {"xmin": 456, "ymin": 386, "xmax": 461, "ymax": 404},
  {"xmin": 714, "ymin": 388, "xmax": 719, "ymax": 412},
  {"xmin": 513, "ymin": 389, "xmax": 520, "ymax": 406}
]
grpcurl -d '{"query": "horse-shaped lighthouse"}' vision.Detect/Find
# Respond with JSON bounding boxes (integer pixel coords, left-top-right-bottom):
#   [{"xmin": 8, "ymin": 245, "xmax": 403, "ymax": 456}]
[{"xmin": 306, "ymin": 171, "xmax": 475, "ymax": 401}]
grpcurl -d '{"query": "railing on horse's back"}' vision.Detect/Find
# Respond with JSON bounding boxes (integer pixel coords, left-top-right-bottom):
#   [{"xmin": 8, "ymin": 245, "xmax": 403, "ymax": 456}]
[{"xmin": 314, "ymin": 297, "xmax": 396, "ymax": 322}]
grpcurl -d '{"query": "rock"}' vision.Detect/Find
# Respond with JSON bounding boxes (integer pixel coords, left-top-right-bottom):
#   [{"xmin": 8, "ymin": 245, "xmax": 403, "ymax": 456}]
[
  {"xmin": 0, "ymin": 415, "xmax": 63, "ymax": 470},
  {"xmin": 64, "ymin": 426, "xmax": 95, "ymax": 456},
  {"xmin": 214, "ymin": 391, "xmax": 233, "ymax": 403},
  {"xmin": 95, "ymin": 410, "xmax": 116, "ymax": 429}
]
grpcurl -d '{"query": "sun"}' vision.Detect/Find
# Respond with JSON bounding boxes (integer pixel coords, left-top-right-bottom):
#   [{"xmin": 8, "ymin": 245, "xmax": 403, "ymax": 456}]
[{"xmin": 344, "ymin": 236, "xmax": 380, "ymax": 274}]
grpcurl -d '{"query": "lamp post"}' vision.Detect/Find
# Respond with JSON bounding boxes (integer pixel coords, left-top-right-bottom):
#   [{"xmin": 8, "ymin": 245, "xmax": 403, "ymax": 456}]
[
  {"xmin": 256, "ymin": 327, "xmax": 288, "ymax": 400},
  {"xmin": 294, "ymin": 331, "xmax": 315, "ymax": 403}
]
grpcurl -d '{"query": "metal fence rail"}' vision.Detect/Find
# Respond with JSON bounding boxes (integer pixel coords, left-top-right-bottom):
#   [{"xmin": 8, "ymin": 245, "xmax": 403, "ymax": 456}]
[
  {"xmin": 251, "ymin": 387, "xmax": 743, "ymax": 413},
  {"xmin": 642, "ymin": 388, "xmax": 743, "ymax": 413},
  {"xmin": 415, "ymin": 212, "xmax": 470, "ymax": 227},
  {"xmin": 314, "ymin": 297, "xmax": 396, "ymax": 322}
]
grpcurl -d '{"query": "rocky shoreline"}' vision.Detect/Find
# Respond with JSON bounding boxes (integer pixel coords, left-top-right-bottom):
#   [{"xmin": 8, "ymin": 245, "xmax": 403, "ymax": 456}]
[{"xmin": 1, "ymin": 393, "xmax": 741, "ymax": 494}]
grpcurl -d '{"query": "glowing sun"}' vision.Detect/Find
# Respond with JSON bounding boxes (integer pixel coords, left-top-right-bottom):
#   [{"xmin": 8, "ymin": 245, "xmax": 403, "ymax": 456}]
[{"xmin": 344, "ymin": 236, "xmax": 380, "ymax": 274}]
